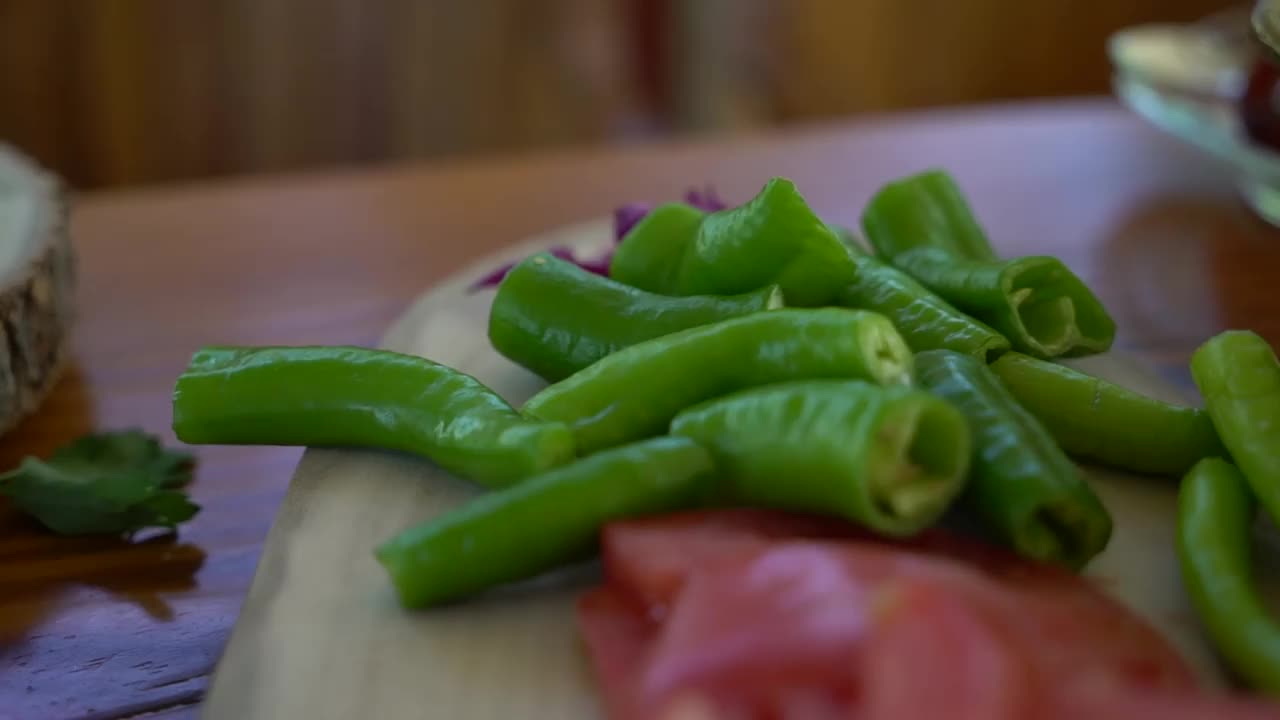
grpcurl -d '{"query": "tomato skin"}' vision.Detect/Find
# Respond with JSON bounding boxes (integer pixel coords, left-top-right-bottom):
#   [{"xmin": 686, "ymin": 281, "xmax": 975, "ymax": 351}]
[{"xmin": 577, "ymin": 509, "xmax": 1280, "ymax": 720}]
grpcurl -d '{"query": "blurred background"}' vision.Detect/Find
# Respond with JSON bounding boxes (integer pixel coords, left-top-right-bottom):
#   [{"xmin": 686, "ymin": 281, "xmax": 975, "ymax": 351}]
[{"xmin": 0, "ymin": 0, "xmax": 1242, "ymax": 191}]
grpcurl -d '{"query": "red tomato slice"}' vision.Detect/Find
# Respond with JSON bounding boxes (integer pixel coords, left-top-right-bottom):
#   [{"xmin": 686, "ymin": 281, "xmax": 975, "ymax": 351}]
[
  {"xmin": 640, "ymin": 545, "xmax": 867, "ymax": 702},
  {"xmin": 861, "ymin": 578, "xmax": 1034, "ymax": 720},
  {"xmin": 604, "ymin": 510, "xmax": 1195, "ymax": 691},
  {"xmin": 577, "ymin": 587, "xmax": 652, "ymax": 720},
  {"xmin": 1051, "ymin": 690, "xmax": 1280, "ymax": 720},
  {"xmin": 600, "ymin": 508, "xmax": 873, "ymax": 608},
  {"xmin": 580, "ymin": 509, "xmax": 1244, "ymax": 720}
]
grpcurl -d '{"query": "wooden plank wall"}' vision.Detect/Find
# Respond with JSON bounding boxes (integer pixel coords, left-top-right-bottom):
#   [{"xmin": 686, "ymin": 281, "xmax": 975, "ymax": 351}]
[
  {"xmin": 0, "ymin": 0, "xmax": 640, "ymax": 189},
  {"xmin": 764, "ymin": 0, "xmax": 1242, "ymax": 122},
  {"xmin": 0, "ymin": 0, "xmax": 1241, "ymax": 190}
]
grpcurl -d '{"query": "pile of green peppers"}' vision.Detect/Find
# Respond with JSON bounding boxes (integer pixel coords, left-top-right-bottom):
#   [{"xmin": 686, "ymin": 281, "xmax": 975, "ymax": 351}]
[{"xmin": 170, "ymin": 170, "xmax": 1280, "ymax": 692}]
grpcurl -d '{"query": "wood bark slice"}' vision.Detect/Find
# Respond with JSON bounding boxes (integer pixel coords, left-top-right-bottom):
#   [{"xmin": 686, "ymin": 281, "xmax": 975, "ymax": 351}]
[{"xmin": 0, "ymin": 145, "xmax": 76, "ymax": 436}]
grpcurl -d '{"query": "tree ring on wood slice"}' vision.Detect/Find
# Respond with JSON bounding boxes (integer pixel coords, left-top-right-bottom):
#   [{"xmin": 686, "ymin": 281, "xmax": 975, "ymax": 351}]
[{"xmin": 0, "ymin": 144, "xmax": 77, "ymax": 437}]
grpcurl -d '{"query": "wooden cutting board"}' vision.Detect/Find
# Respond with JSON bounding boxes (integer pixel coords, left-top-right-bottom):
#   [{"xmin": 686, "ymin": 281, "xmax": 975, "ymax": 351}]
[{"xmin": 201, "ymin": 219, "xmax": 1278, "ymax": 719}]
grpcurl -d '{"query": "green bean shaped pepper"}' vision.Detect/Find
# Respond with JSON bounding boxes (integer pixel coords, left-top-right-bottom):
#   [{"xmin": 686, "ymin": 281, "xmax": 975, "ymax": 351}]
[
  {"xmin": 670, "ymin": 380, "xmax": 971, "ymax": 536},
  {"xmin": 860, "ymin": 168, "xmax": 999, "ymax": 261},
  {"xmin": 991, "ymin": 352, "xmax": 1227, "ymax": 476},
  {"xmin": 838, "ymin": 253, "xmax": 1010, "ymax": 362},
  {"xmin": 522, "ymin": 308, "xmax": 914, "ymax": 456},
  {"xmin": 829, "ymin": 223, "xmax": 870, "ymax": 256},
  {"xmin": 172, "ymin": 346, "xmax": 575, "ymax": 488},
  {"xmin": 891, "ymin": 247, "xmax": 1115, "ymax": 359},
  {"xmin": 914, "ymin": 350, "xmax": 1112, "ymax": 569},
  {"xmin": 1191, "ymin": 330, "xmax": 1280, "ymax": 524},
  {"xmin": 860, "ymin": 170, "xmax": 1115, "ymax": 359},
  {"xmin": 489, "ymin": 252, "xmax": 784, "ymax": 383},
  {"xmin": 375, "ymin": 436, "xmax": 712, "ymax": 608},
  {"xmin": 1177, "ymin": 458, "xmax": 1280, "ymax": 694},
  {"xmin": 610, "ymin": 203, "xmax": 704, "ymax": 292},
  {"xmin": 610, "ymin": 178, "xmax": 857, "ymax": 306}
]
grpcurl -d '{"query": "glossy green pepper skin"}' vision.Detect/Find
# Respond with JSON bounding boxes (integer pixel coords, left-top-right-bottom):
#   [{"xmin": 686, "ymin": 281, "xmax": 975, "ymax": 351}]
[
  {"xmin": 670, "ymin": 380, "xmax": 971, "ymax": 536},
  {"xmin": 375, "ymin": 436, "xmax": 712, "ymax": 608},
  {"xmin": 991, "ymin": 353, "xmax": 1227, "ymax": 476},
  {"xmin": 1177, "ymin": 457, "xmax": 1280, "ymax": 694},
  {"xmin": 839, "ymin": 254, "xmax": 1010, "ymax": 362},
  {"xmin": 609, "ymin": 203, "xmax": 704, "ymax": 292},
  {"xmin": 828, "ymin": 223, "xmax": 868, "ymax": 256},
  {"xmin": 488, "ymin": 252, "xmax": 784, "ymax": 383},
  {"xmin": 1192, "ymin": 330, "xmax": 1280, "ymax": 525},
  {"xmin": 609, "ymin": 178, "xmax": 857, "ymax": 306},
  {"xmin": 891, "ymin": 247, "xmax": 1115, "ymax": 359},
  {"xmin": 914, "ymin": 350, "xmax": 1112, "ymax": 570},
  {"xmin": 861, "ymin": 168, "xmax": 999, "ymax": 262},
  {"xmin": 860, "ymin": 169, "xmax": 1115, "ymax": 359},
  {"xmin": 522, "ymin": 308, "xmax": 914, "ymax": 456},
  {"xmin": 172, "ymin": 346, "xmax": 575, "ymax": 488}
]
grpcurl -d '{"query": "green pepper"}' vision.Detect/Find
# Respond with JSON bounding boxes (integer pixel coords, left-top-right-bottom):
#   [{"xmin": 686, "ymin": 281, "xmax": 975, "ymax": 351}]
[
  {"xmin": 914, "ymin": 350, "xmax": 1112, "ymax": 569},
  {"xmin": 488, "ymin": 252, "xmax": 784, "ymax": 383},
  {"xmin": 609, "ymin": 177, "xmax": 857, "ymax": 306},
  {"xmin": 523, "ymin": 308, "xmax": 914, "ymax": 456},
  {"xmin": 375, "ymin": 436, "xmax": 712, "ymax": 608},
  {"xmin": 1177, "ymin": 457, "xmax": 1280, "ymax": 694},
  {"xmin": 829, "ymin": 223, "xmax": 870, "ymax": 256},
  {"xmin": 890, "ymin": 247, "xmax": 1115, "ymax": 359},
  {"xmin": 861, "ymin": 168, "xmax": 999, "ymax": 262},
  {"xmin": 609, "ymin": 202, "xmax": 705, "ymax": 292},
  {"xmin": 670, "ymin": 380, "xmax": 970, "ymax": 536},
  {"xmin": 172, "ymin": 346, "xmax": 575, "ymax": 488},
  {"xmin": 1191, "ymin": 330, "xmax": 1280, "ymax": 524},
  {"xmin": 990, "ymin": 352, "xmax": 1227, "ymax": 476},
  {"xmin": 838, "ymin": 254, "xmax": 1010, "ymax": 362},
  {"xmin": 860, "ymin": 169, "xmax": 1115, "ymax": 359}
]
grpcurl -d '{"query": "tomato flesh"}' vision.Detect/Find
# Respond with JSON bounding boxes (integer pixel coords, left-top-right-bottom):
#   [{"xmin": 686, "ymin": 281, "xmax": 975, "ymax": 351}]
[{"xmin": 578, "ymin": 509, "xmax": 1279, "ymax": 720}]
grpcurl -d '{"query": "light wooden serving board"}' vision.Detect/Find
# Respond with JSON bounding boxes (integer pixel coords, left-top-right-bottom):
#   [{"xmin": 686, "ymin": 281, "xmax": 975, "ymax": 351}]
[{"xmin": 202, "ymin": 219, "xmax": 1279, "ymax": 719}]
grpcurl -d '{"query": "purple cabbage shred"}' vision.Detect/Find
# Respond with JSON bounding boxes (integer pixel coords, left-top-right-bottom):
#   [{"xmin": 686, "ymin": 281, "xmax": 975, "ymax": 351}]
[
  {"xmin": 613, "ymin": 203, "xmax": 653, "ymax": 243},
  {"xmin": 469, "ymin": 185, "xmax": 730, "ymax": 291},
  {"xmin": 683, "ymin": 185, "xmax": 729, "ymax": 213}
]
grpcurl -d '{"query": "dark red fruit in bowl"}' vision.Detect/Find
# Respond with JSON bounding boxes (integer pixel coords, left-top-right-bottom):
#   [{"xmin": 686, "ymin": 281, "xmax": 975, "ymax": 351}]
[{"xmin": 1242, "ymin": 57, "xmax": 1280, "ymax": 151}]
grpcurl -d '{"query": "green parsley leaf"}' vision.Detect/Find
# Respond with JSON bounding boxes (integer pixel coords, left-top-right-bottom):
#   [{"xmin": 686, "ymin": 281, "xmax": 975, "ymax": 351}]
[{"xmin": 0, "ymin": 430, "xmax": 200, "ymax": 536}]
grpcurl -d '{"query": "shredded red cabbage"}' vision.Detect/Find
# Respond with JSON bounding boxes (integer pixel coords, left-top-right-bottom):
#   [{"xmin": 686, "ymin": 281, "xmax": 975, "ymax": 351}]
[
  {"xmin": 683, "ymin": 185, "xmax": 729, "ymax": 213},
  {"xmin": 613, "ymin": 203, "xmax": 652, "ymax": 243},
  {"xmin": 467, "ymin": 246, "xmax": 580, "ymax": 291},
  {"xmin": 611, "ymin": 189, "xmax": 725, "ymax": 243},
  {"xmin": 469, "ymin": 186, "xmax": 730, "ymax": 291}
]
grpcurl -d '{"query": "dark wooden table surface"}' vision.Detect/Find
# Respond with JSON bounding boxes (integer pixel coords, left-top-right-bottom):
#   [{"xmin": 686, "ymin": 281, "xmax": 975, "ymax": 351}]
[{"xmin": 2, "ymin": 98, "xmax": 1279, "ymax": 720}]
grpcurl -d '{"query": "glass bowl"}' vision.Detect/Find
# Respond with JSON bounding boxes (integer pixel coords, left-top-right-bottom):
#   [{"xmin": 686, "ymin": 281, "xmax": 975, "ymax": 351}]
[{"xmin": 1109, "ymin": 12, "xmax": 1280, "ymax": 226}]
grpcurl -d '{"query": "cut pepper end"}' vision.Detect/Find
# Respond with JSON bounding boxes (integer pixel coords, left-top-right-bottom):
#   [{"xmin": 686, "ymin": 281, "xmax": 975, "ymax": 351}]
[
  {"xmin": 1059, "ymin": 334, "xmax": 1116, "ymax": 358},
  {"xmin": 1002, "ymin": 257, "xmax": 1116, "ymax": 359},
  {"xmin": 1018, "ymin": 499, "xmax": 1111, "ymax": 571},
  {"xmin": 867, "ymin": 394, "xmax": 971, "ymax": 535},
  {"xmin": 859, "ymin": 315, "xmax": 915, "ymax": 386}
]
